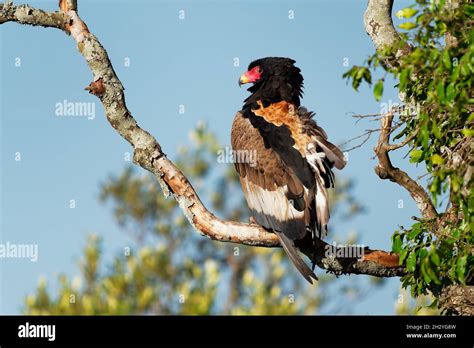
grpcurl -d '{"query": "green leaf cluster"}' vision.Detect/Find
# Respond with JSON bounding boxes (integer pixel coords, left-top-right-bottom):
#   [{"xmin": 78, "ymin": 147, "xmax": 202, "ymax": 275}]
[{"xmin": 346, "ymin": 0, "xmax": 473, "ymax": 310}]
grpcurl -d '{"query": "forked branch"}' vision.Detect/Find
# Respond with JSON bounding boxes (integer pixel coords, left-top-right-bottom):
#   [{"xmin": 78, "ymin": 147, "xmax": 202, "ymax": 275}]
[{"xmin": 374, "ymin": 113, "xmax": 437, "ymax": 219}]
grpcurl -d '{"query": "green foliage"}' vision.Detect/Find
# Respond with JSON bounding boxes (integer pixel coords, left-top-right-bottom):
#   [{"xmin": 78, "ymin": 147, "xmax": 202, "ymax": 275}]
[
  {"xmin": 24, "ymin": 124, "xmax": 370, "ymax": 315},
  {"xmin": 346, "ymin": 0, "xmax": 473, "ymax": 308},
  {"xmin": 342, "ymin": 66, "xmax": 372, "ymax": 91},
  {"xmin": 374, "ymin": 79, "xmax": 385, "ymax": 101},
  {"xmin": 396, "ymin": 7, "xmax": 419, "ymax": 20},
  {"xmin": 394, "ymin": 287, "xmax": 439, "ymax": 315}
]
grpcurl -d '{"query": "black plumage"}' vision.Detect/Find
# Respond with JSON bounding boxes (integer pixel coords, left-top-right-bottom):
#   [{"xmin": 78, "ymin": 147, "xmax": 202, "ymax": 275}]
[{"xmin": 243, "ymin": 57, "xmax": 304, "ymax": 111}]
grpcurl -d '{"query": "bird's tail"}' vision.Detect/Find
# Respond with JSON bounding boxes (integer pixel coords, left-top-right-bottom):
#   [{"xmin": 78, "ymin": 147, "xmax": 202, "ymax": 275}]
[{"xmin": 274, "ymin": 231, "xmax": 318, "ymax": 284}]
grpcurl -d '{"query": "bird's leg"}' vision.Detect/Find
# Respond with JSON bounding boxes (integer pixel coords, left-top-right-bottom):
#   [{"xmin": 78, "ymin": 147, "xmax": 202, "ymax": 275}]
[{"xmin": 248, "ymin": 216, "xmax": 257, "ymax": 224}]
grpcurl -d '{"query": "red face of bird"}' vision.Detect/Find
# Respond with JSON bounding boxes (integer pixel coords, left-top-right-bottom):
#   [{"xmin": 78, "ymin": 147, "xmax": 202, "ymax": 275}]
[{"xmin": 238, "ymin": 66, "xmax": 263, "ymax": 87}]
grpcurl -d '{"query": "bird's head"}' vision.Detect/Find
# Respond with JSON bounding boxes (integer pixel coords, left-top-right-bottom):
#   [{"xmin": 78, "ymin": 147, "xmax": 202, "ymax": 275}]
[{"xmin": 239, "ymin": 57, "xmax": 304, "ymax": 109}]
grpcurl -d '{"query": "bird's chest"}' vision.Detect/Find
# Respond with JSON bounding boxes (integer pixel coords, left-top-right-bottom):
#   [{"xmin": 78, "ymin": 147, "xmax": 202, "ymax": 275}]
[{"xmin": 252, "ymin": 100, "xmax": 310, "ymax": 156}]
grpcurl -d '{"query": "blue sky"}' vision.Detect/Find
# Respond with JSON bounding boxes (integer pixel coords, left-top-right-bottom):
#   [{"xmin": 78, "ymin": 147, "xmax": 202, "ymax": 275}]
[{"xmin": 0, "ymin": 0, "xmax": 420, "ymax": 314}]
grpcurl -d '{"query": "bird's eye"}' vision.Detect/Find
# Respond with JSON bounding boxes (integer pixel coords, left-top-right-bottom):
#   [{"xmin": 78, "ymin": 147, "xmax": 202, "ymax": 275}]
[{"xmin": 256, "ymin": 67, "xmax": 263, "ymax": 74}]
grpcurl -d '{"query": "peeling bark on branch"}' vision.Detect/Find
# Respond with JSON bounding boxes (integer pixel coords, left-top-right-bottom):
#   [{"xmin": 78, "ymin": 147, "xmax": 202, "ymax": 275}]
[
  {"xmin": 0, "ymin": 3, "xmax": 69, "ymax": 29},
  {"xmin": 439, "ymin": 285, "xmax": 474, "ymax": 316},
  {"xmin": 364, "ymin": 0, "xmax": 412, "ymax": 67},
  {"xmin": 364, "ymin": 0, "xmax": 400, "ymax": 49},
  {"xmin": 0, "ymin": 2, "xmax": 406, "ymax": 279},
  {"xmin": 59, "ymin": 0, "xmax": 77, "ymax": 13}
]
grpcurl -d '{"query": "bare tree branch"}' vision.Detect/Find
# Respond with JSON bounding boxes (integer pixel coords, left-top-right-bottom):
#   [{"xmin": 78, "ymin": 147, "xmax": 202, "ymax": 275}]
[
  {"xmin": 374, "ymin": 113, "xmax": 438, "ymax": 219},
  {"xmin": 364, "ymin": 0, "xmax": 400, "ymax": 50},
  {"xmin": 364, "ymin": 0, "xmax": 412, "ymax": 67},
  {"xmin": 0, "ymin": 2, "xmax": 69, "ymax": 29},
  {"xmin": 0, "ymin": 2, "xmax": 406, "ymax": 278},
  {"xmin": 342, "ymin": 110, "xmax": 415, "ymax": 153},
  {"xmin": 363, "ymin": 0, "xmax": 437, "ymax": 219},
  {"xmin": 340, "ymin": 128, "xmax": 380, "ymax": 152},
  {"xmin": 59, "ymin": 0, "xmax": 77, "ymax": 13},
  {"xmin": 386, "ymin": 129, "xmax": 417, "ymax": 151}
]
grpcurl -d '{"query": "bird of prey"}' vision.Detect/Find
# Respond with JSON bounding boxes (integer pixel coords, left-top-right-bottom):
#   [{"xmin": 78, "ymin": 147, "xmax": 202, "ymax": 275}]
[{"xmin": 231, "ymin": 57, "xmax": 346, "ymax": 283}]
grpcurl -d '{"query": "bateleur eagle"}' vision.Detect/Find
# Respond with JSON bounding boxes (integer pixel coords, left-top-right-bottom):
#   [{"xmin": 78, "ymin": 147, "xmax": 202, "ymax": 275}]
[{"xmin": 231, "ymin": 57, "xmax": 346, "ymax": 283}]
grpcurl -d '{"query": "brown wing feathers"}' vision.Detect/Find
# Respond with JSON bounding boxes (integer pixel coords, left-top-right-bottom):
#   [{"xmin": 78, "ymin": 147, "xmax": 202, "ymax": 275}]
[
  {"xmin": 233, "ymin": 57, "xmax": 346, "ymax": 282},
  {"xmin": 231, "ymin": 112, "xmax": 318, "ymax": 283},
  {"xmin": 231, "ymin": 106, "xmax": 345, "ymax": 283}
]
